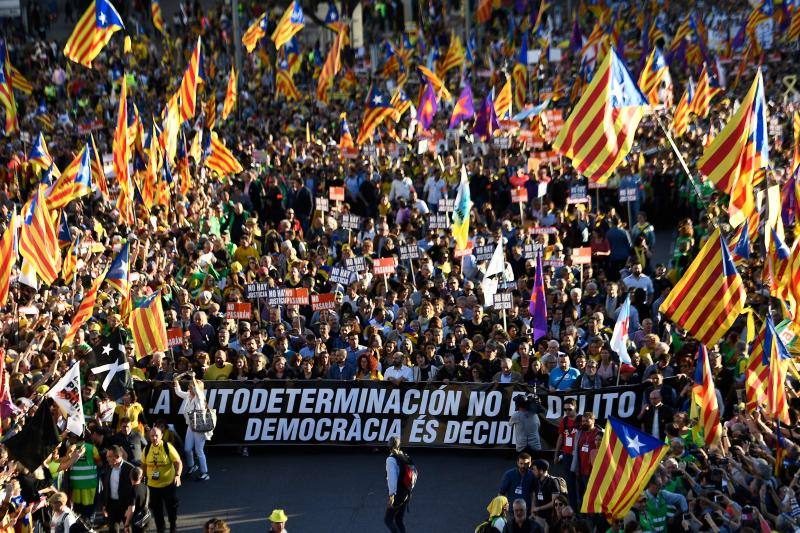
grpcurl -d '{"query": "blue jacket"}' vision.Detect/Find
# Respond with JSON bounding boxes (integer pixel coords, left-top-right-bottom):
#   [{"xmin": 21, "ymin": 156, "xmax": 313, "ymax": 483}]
[{"xmin": 328, "ymin": 363, "xmax": 355, "ymax": 380}]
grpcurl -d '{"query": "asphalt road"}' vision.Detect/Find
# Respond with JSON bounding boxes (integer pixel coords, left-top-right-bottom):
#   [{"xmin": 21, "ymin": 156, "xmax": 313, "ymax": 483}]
[{"xmin": 178, "ymin": 447, "xmax": 511, "ymax": 532}]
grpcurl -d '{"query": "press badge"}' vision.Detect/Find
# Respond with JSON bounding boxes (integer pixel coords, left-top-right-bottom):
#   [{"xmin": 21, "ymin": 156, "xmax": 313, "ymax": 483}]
[
  {"xmin": 515, "ymin": 486, "xmax": 523, "ymax": 495},
  {"xmin": 152, "ymin": 471, "xmax": 160, "ymax": 480},
  {"xmin": 581, "ymin": 444, "xmax": 589, "ymax": 453}
]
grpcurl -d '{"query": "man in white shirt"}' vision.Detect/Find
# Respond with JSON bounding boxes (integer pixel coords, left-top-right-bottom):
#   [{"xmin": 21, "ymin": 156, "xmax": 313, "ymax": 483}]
[
  {"xmin": 102, "ymin": 445, "xmax": 134, "ymax": 532},
  {"xmin": 388, "ymin": 172, "xmax": 415, "ymax": 203},
  {"xmin": 383, "ymin": 352, "xmax": 415, "ymax": 385},
  {"xmin": 621, "ymin": 262, "xmax": 654, "ymax": 303},
  {"xmin": 423, "ymin": 175, "xmax": 447, "ymax": 211}
]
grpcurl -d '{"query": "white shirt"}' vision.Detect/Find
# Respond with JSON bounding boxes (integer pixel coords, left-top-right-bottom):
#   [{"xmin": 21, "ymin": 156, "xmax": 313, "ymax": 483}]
[
  {"xmin": 110, "ymin": 465, "xmax": 122, "ymax": 500},
  {"xmin": 383, "ymin": 365, "xmax": 415, "ymax": 382},
  {"xmin": 389, "ymin": 178, "xmax": 414, "ymax": 202},
  {"xmin": 622, "ymin": 273, "xmax": 654, "ymax": 297},
  {"xmin": 424, "ymin": 177, "xmax": 446, "ymax": 204}
]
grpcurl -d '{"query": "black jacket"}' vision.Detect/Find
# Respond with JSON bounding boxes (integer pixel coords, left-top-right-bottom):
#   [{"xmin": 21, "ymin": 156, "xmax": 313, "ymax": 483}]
[{"xmin": 101, "ymin": 461, "xmax": 135, "ymax": 508}]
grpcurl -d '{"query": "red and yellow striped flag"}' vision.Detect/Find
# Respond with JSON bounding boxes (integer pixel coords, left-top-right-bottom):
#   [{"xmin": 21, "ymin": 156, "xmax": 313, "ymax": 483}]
[
  {"xmin": 475, "ymin": 0, "xmax": 496, "ymax": 23},
  {"xmin": 746, "ymin": 321, "xmax": 769, "ymax": 412},
  {"xmin": 494, "ymin": 77, "xmax": 512, "ymax": 119},
  {"xmin": 113, "ymin": 75, "xmax": 132, "ymax": 223},
  {"xmin": 20, "ymin": 187, "xmax": 59, "ymax": 286},
  {"xmin": 61, "ymin": 238, "xmax": 77, "ymax": 285},
  {"xmin": 0, "ymin": 214, "xmax": 17, "ymax": 306},
  {"xmin": 205, "ymin": 132, "xmax": 243, "ymax": 177},
  {"xmin": 63, "ymin": 268, "xmax": 108, "ymax": 346},
  {"xmin": 242, "ymin": 13, "xmax": 267, "ymax": 53},
  {"xmin": 671, "ymin": 79, "xmax": 694, "ymax": 137},
  {"xmin": 89, "ymin": 133, "xmax": 109, "ymax": 199},
  {"xmin": 553, "ymin": 48, "xmax": 648, "ymax": 184},
  {"xmin": 438, "ymin": 33, "xmax": 465, "ymax": 76},
  {"xmin": 692, "ymin": 345, "xmax": 721, "ymax": 446},
  {"xmin": 47, "ymin": 145, "xmax": 93, "ymax": 210},
  {"xmin": 316, "ymin": 31, "xmax": 342, "ymax": 103},
  {"xmin": 0, "ymin": 40, "xmax": 18, "ymax": 135},
  {"xmin": 222, "ymin": 66, "xmax": 237, "ymax": 120},
  {"xmin": 697, "ymin": 70, "xmax": 766, "ymax": 228},
  {"xmin": 764, "ymin": 315, "xmax": 791, "ymax": 424},
  {"xmin": 638, "ymin": 48, "xmax": 670, "ymax": 106},
  {"xmin": 690, "ymin": 66, "xmax": 721, "ymax": 118},
  {"xmin": 271, "ymin": 1, "xmax": 305, "ymax": 50},
  {"xmin": 130, "ymin": 291, "xmax": 168, "ymax": 359},
  {"xmin": 356, "ymin": 87, "xmax": 395, "ymax": 145},
  {"xmin": 789, "ymin": 5, "xmax": 800, "ymax": 42},
  {"xmin": 276, "ymin": 64, "xmax": 301, "ymax": 101},
  {"xmin": 659, "ymin": 228, "xmax": 746, "ymax": 346},
  {"xmin": 63, "ymin": 0, "xmax": 124, "ymax": 68},
  {"xmin": 9, "ymin": 65, "xmax": 32, "ymax": 95},
  {"xmin": 179, "ymin": 37, "xmax": 201, "ymax": 123},
  {"xmin": 417, "ymin": 66, "xmax": 452, "ymax": 101},
  {"xmin": 151, "ymin": 0, "xmax": 165, "ymax": 34},
  {"xmin": 581, "ymin": 418, "xmax": 668, "ymax": 519}
]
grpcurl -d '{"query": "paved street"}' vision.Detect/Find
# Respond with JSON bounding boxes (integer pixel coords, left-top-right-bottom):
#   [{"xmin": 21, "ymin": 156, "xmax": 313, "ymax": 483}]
[{"xmin": 178, "ymin": 447, "xmax": 510, "ymax": 532}]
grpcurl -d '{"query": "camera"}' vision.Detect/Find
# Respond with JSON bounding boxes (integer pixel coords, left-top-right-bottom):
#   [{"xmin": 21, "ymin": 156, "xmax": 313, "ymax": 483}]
[{"xmin": 514, "ymin": 393, "xmax": 545, "ymax": 415}]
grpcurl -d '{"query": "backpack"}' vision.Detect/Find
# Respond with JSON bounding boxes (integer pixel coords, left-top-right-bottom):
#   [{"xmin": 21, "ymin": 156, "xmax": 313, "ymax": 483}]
[
  {"xmin": 551, "ymin": 475, "xmax": 568, "ymax": 496},
  {"xmin": 391, "ymin": 452, "xmax": 418, "ymax": 498}
]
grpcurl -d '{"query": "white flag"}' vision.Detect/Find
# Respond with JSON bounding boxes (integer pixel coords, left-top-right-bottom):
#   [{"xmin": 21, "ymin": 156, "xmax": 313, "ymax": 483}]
[
  {"xmin": 610, "ymin": 295, "xmax": 632, "ymax": 364},
  {"xmin": 481, "ymin": 276, "xmax": 498, "ymax": 307},
  {"xmin": 47, "ymin": 363, "xmax": 84, "ymax": 436},
  {"xmin": 485, "ymin": 240, "xmax": 505, "ymax": 277},
  {"xmin": 19, "ymin": 258, "xmax": 39, "ymax": 290}
]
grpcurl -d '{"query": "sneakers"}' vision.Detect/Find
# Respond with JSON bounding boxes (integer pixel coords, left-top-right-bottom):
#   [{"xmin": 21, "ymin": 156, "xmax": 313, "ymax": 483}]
[
  {"xmin": 187, "ymin": 465, "xmax": 199, "ymax": 475},
  {"xmin": 198, "ymin": 473, "xmax": 210, "ymax": 481}
]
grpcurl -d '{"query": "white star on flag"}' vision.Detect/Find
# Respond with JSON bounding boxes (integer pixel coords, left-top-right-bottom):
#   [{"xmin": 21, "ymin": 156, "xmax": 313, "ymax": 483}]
[
  {"xmin": 372, "ymin": 95, "xmax": 383, "ymax": 105},
  {"xmin": 626, "ymin": 433, "xmax": 643, "ymax": 454},
  {"xmin": 98, "ymin": 12, "xmax": 107, "ymax": 25},
  {"xmin": 102, "ymin": 344, "xmax": 113, "ymax": 355}
]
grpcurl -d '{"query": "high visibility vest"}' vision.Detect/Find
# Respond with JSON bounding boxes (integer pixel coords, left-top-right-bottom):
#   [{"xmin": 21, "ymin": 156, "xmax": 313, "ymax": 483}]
[{"xmin": 69, "ymin": 443, "xmax": 98, "ymax": 490}]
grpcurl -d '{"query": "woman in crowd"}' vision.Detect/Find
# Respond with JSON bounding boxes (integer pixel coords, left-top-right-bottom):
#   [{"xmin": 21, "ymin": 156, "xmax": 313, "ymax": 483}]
[{"xmin": 173, "ymin": 373, "xmax": 212, "ymax": 481}]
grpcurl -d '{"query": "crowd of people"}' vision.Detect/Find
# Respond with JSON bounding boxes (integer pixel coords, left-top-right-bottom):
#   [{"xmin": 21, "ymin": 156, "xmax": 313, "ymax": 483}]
[{"xmin": 0, "ymin": 0, "xmax": 798, "ymax": 532}]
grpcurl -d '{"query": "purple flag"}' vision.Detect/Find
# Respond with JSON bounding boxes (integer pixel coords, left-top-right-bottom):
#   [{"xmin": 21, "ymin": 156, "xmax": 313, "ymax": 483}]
[
  {"xmin": 473, "ymin": 90, "xmax": 499, "ymax": 140},
  {"xmin": 416, "ymin": 81, "xmax": 438, "ymax": 131},
  {"xmin": 529, "ymin": 252, "xmax": 547, "ymax": 341},
  {"xmin": 449, "ymin": 82, "xmax": 475, "ymax": 129}
]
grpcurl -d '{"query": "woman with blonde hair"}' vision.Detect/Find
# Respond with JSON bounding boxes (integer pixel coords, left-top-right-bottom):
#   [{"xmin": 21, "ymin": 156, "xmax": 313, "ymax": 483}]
[{"xmin": 173, "ymin": 372, "xmax": 212, "ymax": 481}]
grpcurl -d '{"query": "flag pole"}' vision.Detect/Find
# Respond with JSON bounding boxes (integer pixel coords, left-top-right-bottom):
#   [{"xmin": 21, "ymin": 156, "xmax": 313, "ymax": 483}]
[{"xmin": 654, "ymin": 114, "xmax": 711, "ymax": 212}]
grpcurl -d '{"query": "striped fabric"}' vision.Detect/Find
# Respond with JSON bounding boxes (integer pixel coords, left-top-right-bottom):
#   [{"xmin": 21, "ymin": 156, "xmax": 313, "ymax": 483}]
[
  {"xmin": 275, "ymin": 66, "xmax": 301, "ymax": 101},
  {"xmin": 221, "ymin": 66, "xmax": 237, "ymax": 120},
  {"xmin": 178, "ymin": 37, "xmax": 201, "ymax": 123},
  {"xmin": 765, "ymin": 315, "xmax": 791, "ymax": 424},
  {"xmin": 356, "ymin": 87, "xmax": 395, "ymax": 145},
  {"xmin": 669, "ymin": 16, "xmax": 691, "ymax": 52},
  {"xmin": 659, "ymin": 229, "xmax": 746, "ymax": 346},
  {"xmin": 746, "ymin": 322, "xmax": 769, "ymax": 412},
  {"xmin": 64, "ymin": 0, "xmax": 124, "ymax": 68},
  {"xmin": 316, "ymin": 31, "xmax": 342, "ymax": 103},
  {"xmin": 493, "ymin": 77, "xmax": 512, "ymax": 119},
  {"xmin": 242, "ymin": 13, "xmax": 267, "ymax": 53},
  {"xmin": 271, "ymin": 1, "xmax": 305, "ymax": 50},
  {"xmin": 47, "ymin": 146, "xmax": 92, "ymax": 210},
  {"xmin": 28, "ymin": 133, "xmax": 53, "ymax": 171},
  {"xmin": 9, "ymin": 65, "xmax": 32, "ymax": 94},
  {"xmin": 690, "ymin": 66, "xmax": 722, "ymax": 118},
  {"xmin": 671, "ymin": 78, "xmax": 694, "ymax": 137},
  {"xmin": 0, "ymin": 214, "xmax": 16, "ymax": 306},
  {"xmin": 438, "ymin": 33, "xmax": 465, "ymax": 76},
  {"xmin": 417, "ymin": 66, "xmax": 452, "ymax": 101},
  {"xmin": 553, "ymin": 48, "xmax": 648, "ymax": 184},
  {"xmin": 697, "ymin": 70, "xmax": 766, "ymax": 228},
  {"xmin": 638, "ymin": 48, "xmax": 670, "ymax": 105},
  {"xmin": 131, "ymin": 291, "xmax": 168, "ymax": 359},
  {"xmin": 113, "ymin": 76, "xmax": 132, "ymax": 223},
  {"xmin": 339, "ymin": 113, "xmax": 354, "ymax": 150},
  {"xmin": 789, "ymin": 5, "xmax": 800, "ymax": 41},
  {"xmin": 581, "ymin": 418, "xmax": 668, "ymax": 519},
  {"xmin": 692, "ymin": 345, "xmax": 721, "ymax": 446},
  {"xmin": 62, "ymin": 268, "xmax": 107, "ymax": 346},
  {"xmin": 151, "ymin": 0, "xmax": 165, "ymax": 34},
  {"xmin": 205, "ymin": 132, "xmax": 243, "ymax": 177},
  {"xmin": 61, "ymin": 239, "xmax": 77, "ymax": 285},
  {"xmin": 0, "ymin": 40, "xmax": 18, "ymax": 135},
  {"xmin": 20, "ymin": 187, "xmax": 59, "ymax": 286}
]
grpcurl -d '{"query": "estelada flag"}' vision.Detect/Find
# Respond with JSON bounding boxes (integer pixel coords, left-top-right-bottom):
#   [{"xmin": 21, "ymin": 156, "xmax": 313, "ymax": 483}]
[
  {"xmin": 659, "ymin": 228, "xmax": 746, "ymax": 347},
  {"xmin": 581, "ymin": 418, "xmax": 668, "ymax": 519},
  {"xmin": 553, "ymin": 47, "xmax": 648, "ymax": 184},
  {"xmin": 131, "ymin": 291, "xmax": 168, "ymax": 359}
]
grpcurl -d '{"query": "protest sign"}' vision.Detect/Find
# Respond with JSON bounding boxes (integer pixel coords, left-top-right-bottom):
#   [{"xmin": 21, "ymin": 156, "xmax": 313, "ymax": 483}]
[
  {"xmin": 330, "ymin": 266, "xmax": 358, "ymax": 286},
  {"xmin": 373, "ymin": 258, "xmax": 396, "ymax": 276},
  {"xmin": 167, "ymin": 328, "xmax": 184, "ymax": 349},
  {"xmin": 311, "ymin": 293, "xmax": 337, "ymax": 311},
  {"xmin": 226, "ymin": 302, "xmax": 252, "ymax": 320},
  {"xmin": 285, "ymin": 288, "xmax": 309, "ymax": 306},
  {"xmin": 245, "ymin": 283, "xmax": 271, "ymax": 299}
]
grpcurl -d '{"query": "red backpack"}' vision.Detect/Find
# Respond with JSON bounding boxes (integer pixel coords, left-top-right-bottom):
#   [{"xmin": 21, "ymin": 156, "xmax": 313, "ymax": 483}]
[{"xmin": 392, "ymin": 452, "xmax": 418, "ymax": 498}]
